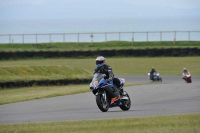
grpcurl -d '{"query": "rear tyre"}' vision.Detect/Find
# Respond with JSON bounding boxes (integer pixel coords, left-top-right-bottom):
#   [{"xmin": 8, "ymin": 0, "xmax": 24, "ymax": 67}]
[
  {"xmin": 96, "ymin": 94, "xmax": 109, "ymax": 112},
  {"xmin": 159, "ymin": 77, "xmax": 162, "ymax": 82},
  {"xmin": 119, "ymin": 91, "xmax": 131, "ymax": 111}
]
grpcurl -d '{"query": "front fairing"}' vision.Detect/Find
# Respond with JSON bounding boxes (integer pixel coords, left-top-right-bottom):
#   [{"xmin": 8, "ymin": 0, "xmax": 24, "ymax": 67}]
[
  {"xmin": 97, "ymin": 79, "xmax": 113, "ymax": 89},
  {"xmin": 185, "ymin": 73, "xmax": 191, "ymax": 77},
  {"xmin": 90, "ymin": 73, "xmax": 111, "ymax": 90},
  {"xmin": 153, "ymin": 72, "xmax": 160, "ymax": 77}
]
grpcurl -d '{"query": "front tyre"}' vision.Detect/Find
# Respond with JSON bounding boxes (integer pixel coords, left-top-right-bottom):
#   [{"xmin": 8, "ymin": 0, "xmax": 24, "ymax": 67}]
[
  {"xmin": 119, "ymin": 91, "xmax": 131, "ymax": 111},
  {"xmin": 96, "ymin": 94, "xmax": 109, "ymax": 112},
  {"xmin": 159, "ymin": 77, "xmax": 162, "ymax": 82},
  {"xmin": 187, "ymin": 78, "xmax": 192, "ymax": 83}
]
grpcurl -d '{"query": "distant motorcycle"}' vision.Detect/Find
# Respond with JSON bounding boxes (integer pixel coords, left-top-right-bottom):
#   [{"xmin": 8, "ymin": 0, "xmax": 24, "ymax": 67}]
[
  {"xmin": 148, "ymin": 72, "xmax": 162, "ymax": 82},
  {"xmin": 183, "ymin": 73, "xmax": 192, "ymax": 83},
  {"xmin": 90, "ymin": 73, "xmax": 131, "ymax": 112}
]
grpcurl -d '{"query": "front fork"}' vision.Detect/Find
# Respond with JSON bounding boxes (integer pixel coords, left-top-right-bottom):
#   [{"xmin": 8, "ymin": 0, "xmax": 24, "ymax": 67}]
[
  {"xmin": 96, "ymin": 91, "xmax": 107, "ymax": 104},
  {"xmin": 101, "ymin": 91, "xmax": 109, "ymax": 107},
  {"xmin": 102, "ymin": 91, "xmax": 107, "ymax": 102}
]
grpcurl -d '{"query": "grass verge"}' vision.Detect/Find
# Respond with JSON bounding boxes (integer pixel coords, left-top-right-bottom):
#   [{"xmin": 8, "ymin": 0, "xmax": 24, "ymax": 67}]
[
  {"xmin": 0, "ymin": 66, "xmax": 92, "ymax": 82},
  {"xmin": 0, "ymin": 82, "xmax": 160, "ymax": 105},
  {"xmin": 0, "ymin": 41, "xmax": 200, "ymax": 52},
  {"xmin": 0, "ymin": 57, "xmax": 200, "ymax": 77},
  {"xmin": 0, "ymin": 114, "xmax": 199, "ymax": 133},
  {"xmin": 0, "ymin": 85, "xmax": 89, "ymax": 105}
]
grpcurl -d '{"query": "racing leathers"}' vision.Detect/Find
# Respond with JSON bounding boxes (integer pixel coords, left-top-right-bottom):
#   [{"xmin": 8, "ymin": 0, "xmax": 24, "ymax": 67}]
[
  {"xmin": 150, "ymin": 69, "xmax": 156, "ymax": 80},
  {"xmin": 182, "ymin": 70, "xmax": 190, "ymax": 80},
  {"xmin": 94, "ymin": 64, "xmax": 121, "ymax": 88}
]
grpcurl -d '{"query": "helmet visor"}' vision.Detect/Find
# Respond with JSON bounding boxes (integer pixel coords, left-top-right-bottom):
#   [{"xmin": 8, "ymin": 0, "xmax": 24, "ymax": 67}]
[{"xmin": 96, "ymin": 60, "xmax": 104, "ymax": 65}]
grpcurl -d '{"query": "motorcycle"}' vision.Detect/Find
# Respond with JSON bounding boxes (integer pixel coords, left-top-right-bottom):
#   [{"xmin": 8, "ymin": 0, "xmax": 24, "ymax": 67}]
[
  {"xmin": 183, "ymin": 73, "xmax": 192, "ymax": 83},
  {"xmin": 90, "ymin": 73, "xmax": 131, "ymax": 112},
  {"xmin": 148, "ymin": 72, "xmax": 162, "ymax": 82}
]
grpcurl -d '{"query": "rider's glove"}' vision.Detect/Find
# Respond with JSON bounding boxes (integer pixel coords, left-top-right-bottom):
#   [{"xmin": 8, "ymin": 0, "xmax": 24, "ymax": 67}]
[{"xmin": 106, "ymin": 77, "xmax": 112, "ymax": 81}]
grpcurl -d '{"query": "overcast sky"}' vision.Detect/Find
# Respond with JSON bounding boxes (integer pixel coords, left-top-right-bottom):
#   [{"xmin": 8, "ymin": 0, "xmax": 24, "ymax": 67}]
[{"xmin": 0, "ymin": 0, "xmax": 200, "ymax": 20}]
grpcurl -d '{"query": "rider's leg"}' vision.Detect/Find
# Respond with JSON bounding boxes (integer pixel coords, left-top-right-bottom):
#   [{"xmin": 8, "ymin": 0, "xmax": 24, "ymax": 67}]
[
  {"xmin": 150, "ymin": 76, "xmax": 153, "ymax": 81},
  {"xmin": 113, "ymin": 78, "xmax": 124, "ymax": 92},
  {"xmin": 103, "ymin": 85, "xmax": 120, "ymax": 104}
]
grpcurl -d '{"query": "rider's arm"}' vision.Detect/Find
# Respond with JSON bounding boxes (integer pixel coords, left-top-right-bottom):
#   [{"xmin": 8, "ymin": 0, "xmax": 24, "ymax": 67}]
[
  {"xmin": 93, "ymin": 68, "xmax": 97, "ymax": 74},
  {"xmin": 107, "ymin": 66, "xmax": 114, "ymax": 81},
  {"xmin": 94, "ymin": 67, "xmax": 100, "ymax": 74}
]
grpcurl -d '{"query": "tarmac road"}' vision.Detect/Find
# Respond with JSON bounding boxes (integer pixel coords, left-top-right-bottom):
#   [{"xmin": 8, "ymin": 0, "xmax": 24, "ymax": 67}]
[{"xmin": 0, "ymin": 76, "xmax": 200, "ymax": 124}]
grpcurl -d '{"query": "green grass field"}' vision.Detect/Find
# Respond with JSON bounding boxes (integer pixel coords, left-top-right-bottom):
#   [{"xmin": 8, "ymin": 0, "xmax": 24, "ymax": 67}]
[
  {"xmin": 0, "ymin": 114, "xmax": 199, "ymax": 133},
  {"xmin": 0, "ymin": 66, "xmax": 92, "ymax": 82},
  {"xmin": 0, "ymin": 41, "xmax": 200, "ymax": 51},
  {"xmin": 0, "ymin": 57, "xmax": 200, "ymax": 83},
  {"xmin": 0, "ymin": 85, "xmax": 89, "ymax": 105}
]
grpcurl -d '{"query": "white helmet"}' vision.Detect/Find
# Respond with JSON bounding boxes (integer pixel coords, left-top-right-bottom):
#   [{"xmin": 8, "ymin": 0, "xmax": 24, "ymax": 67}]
[
  {"xmin": 183, "ymin": 68, "xmax": 187, "ymax": 72},
  {"xmin": 95, "ymin": 56, "xmax": 106, "ymax": 68}
]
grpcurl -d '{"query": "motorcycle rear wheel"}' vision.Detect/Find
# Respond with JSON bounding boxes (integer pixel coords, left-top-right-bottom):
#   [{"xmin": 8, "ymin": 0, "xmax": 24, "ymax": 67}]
[{"xmin": 96, "ymin": 94, "xmax": 109, "ymax": 112}]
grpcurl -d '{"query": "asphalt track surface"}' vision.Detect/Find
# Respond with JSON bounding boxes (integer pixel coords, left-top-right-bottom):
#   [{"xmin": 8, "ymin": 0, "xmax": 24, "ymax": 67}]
[{"xmin": 0, "ymin": 76, "xmax": 200, "ymax": 124}]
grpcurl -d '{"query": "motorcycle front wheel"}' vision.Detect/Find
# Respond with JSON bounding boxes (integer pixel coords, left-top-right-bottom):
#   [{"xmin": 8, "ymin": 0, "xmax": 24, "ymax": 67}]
[
  {"xmin": 119, "ymin": 91, "xmax": 131, "ymax": 111},
  {"xmin": 96, "ymin": 93, "xmax": 109, "ymax": 112},
  {"xmin": 186, "ymin": 78, "xmax": 192, "ymax": 83}
]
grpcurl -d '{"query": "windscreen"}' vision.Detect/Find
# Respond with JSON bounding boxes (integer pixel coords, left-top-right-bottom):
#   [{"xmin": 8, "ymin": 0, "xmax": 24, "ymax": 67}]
[{"xmin": 92, "ymin": 73, "xmax": 105, "ymax": 82}]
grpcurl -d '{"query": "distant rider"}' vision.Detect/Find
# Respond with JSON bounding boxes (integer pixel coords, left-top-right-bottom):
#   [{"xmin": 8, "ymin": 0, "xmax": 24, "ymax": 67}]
[
  {"xmin": 182, "ymin": 68, "xmax": 190, "ymax": 80},
  {"xmin": 94, "ymin": 56, "xmax": 123, "ymax": 104},
  {"xmin": 149, "ymin": 67, "xmax": 156, "ymax": 80}
]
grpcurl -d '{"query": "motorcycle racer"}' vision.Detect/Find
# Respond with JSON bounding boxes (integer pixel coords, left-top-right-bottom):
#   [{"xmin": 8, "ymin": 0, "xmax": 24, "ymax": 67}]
[
  {"xmin": 94, "ymin": 56, "xmax": 123, "ymax": 104},
  {"xmin": 149, "ymin": 67, "xmax": 156, "ymax": 80},
  {"xmin": 182, "ymin": 68, "xmax": 191, "ymax": 81}
]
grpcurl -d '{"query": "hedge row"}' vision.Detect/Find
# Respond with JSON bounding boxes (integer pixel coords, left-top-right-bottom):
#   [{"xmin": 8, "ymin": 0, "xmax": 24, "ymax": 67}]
[
  {"xmin": 0, "ymin": 79, "xmax": 91, "ymax": 88},
  {"xmin": 0, "ymin": 48, "xmax": 200, "ymax": 59}
]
